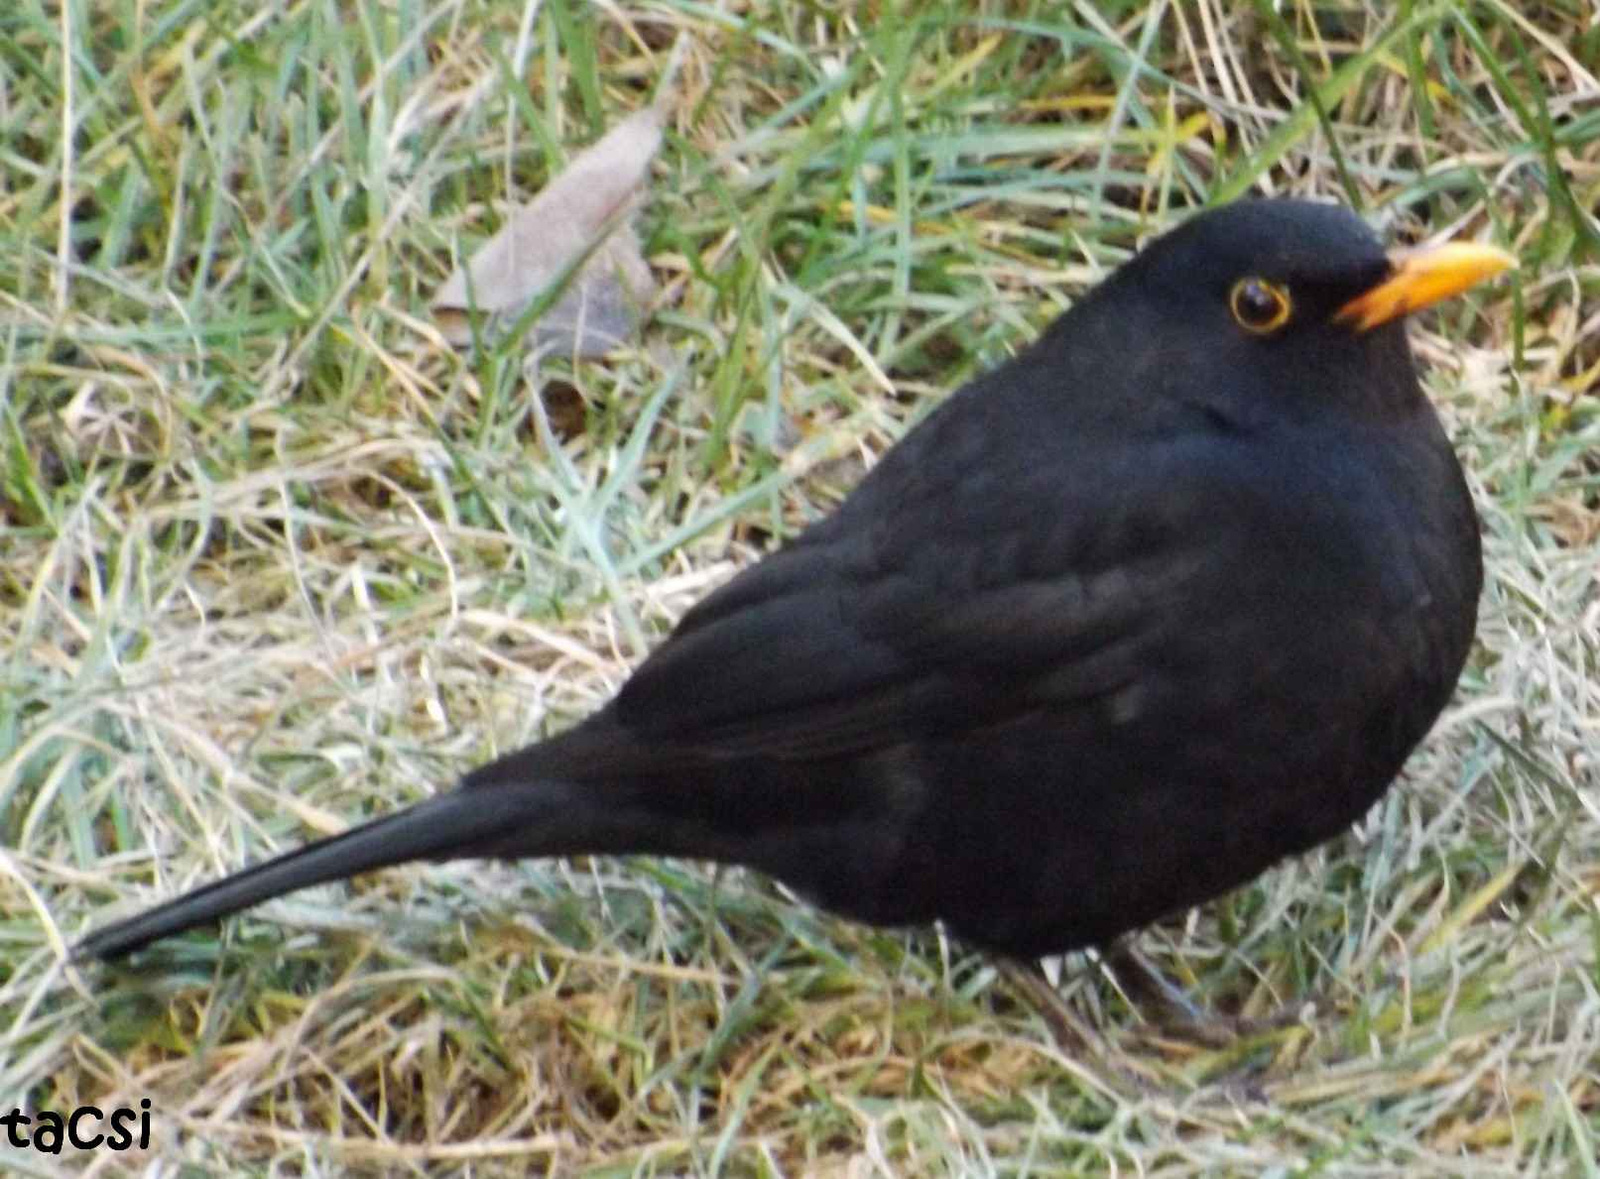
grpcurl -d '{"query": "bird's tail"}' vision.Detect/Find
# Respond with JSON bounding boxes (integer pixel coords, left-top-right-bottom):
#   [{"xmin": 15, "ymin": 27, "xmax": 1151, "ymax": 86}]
[{"xmin": 76, "ymin": 783, "xmax": 567, "ymax": 963}]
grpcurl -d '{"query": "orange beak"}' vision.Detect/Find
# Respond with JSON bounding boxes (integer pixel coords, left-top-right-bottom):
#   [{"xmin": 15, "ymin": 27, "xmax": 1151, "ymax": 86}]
[{"xmin": 1335, "ymin": 241, "xmax": 1516, "ymax": 332}]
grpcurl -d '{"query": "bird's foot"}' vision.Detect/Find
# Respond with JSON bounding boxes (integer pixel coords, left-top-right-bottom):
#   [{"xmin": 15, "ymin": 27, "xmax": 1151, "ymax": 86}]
[{"xmin": 1104, "ymin": 943, "xmax": 1307, "ymax": 1047}]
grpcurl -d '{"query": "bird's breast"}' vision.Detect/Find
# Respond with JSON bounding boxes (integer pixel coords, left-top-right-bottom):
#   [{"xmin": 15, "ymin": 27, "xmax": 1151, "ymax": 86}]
[{"xmin": 1138, "ymin": 416, "xmax": 1479, "ymax": 787}]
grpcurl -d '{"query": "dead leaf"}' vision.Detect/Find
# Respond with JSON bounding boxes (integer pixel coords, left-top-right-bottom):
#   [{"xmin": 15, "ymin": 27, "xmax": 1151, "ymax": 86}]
[{"xmin": 433, "ymin": 105, "xmax": 663, "ymax": 356}]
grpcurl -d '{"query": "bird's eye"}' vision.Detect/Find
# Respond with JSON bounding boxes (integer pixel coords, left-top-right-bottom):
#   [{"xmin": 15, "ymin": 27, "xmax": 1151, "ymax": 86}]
[{"xmin": 1229, "ymin": 277, "xmax": 1292, "ymax": 334}]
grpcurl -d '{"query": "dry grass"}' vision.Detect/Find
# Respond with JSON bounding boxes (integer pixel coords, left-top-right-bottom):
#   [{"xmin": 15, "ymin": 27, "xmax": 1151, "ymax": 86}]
[{"xmin": 3, "ymin": 0, "xmax": 1598, "ymax": 1174}]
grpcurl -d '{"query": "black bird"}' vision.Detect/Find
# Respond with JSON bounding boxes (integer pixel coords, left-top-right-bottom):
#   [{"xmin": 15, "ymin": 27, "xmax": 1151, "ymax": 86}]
[{"xmin": 79, "ymin": 199, "xmax": 1511, "ymax": 967}]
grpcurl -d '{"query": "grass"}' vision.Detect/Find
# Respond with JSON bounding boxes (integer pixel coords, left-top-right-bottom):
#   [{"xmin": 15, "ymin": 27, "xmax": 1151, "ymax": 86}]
[{"xmin": 3, "ymin": 0, "xmax": 1597, "ymax": 1172}]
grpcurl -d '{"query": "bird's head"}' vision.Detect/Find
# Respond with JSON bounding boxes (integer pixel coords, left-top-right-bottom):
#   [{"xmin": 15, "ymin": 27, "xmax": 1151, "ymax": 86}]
[{"xmin": 1092, "ymin": 199, "xmax": 1514, "ymax": 426}]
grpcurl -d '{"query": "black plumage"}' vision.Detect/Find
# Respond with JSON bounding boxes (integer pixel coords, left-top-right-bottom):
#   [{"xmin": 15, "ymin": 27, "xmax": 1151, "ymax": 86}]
[{"xmin": 78, "ymin": 199, "xmax": 1507, "ymax": 965}]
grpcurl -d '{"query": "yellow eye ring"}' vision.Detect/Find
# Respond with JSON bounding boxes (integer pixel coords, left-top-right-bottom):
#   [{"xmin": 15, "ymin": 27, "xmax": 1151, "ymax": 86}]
[{"xmin": 1229, "ymin": 277, "xmax": 1292, "ymax": 334}]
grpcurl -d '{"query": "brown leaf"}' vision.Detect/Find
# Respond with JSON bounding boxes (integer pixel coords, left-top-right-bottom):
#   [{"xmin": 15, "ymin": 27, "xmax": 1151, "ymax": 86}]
[{"xmin": 433, "ymin": 105, "xmax": 663, "ymax": 356}]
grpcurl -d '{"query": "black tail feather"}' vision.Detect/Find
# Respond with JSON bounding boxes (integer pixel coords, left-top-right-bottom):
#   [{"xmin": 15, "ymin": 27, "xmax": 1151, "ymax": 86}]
[{"xmin": 77, "ymin": 787, "xmax": 542, "ymax": 962}]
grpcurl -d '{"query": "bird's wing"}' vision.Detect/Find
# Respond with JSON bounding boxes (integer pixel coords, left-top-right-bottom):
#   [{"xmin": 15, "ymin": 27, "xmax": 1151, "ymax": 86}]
[
  {"xmin": 610, "ymin": 543, "xmax": 1184, "ymax": 761},
  {"xmin": 612, "ymin": 408, "xmax": 1211, "ymax": 761}
]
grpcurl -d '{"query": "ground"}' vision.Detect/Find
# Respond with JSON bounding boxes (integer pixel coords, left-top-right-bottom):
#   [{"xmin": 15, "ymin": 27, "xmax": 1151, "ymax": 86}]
[{"xmin": 3, "ymin": 1, "xmax": 1598, "ymax": 1174}]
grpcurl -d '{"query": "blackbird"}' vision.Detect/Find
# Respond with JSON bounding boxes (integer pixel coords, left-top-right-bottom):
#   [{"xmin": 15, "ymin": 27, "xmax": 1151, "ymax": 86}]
[{"xmin": 79, "ymin": 199, "xmax": 1512, "ymax": 966}]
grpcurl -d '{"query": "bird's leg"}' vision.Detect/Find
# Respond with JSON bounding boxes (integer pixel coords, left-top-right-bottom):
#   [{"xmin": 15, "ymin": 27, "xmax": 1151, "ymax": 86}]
[
  {"xmin": 996, "ymin": 955, "xmax": 1105, "ymax": 1053},
  {"xmin": 1103, "ymin": 943, "xmax": 1305, "ymax": 1045},
  {"xmin": 1105, "ymin": 944, "xmax": 1208, "ymax": 1021},
  {"xmin": 994, "ymin": 957, "xmax": 1178, "ymax": 1095}
]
